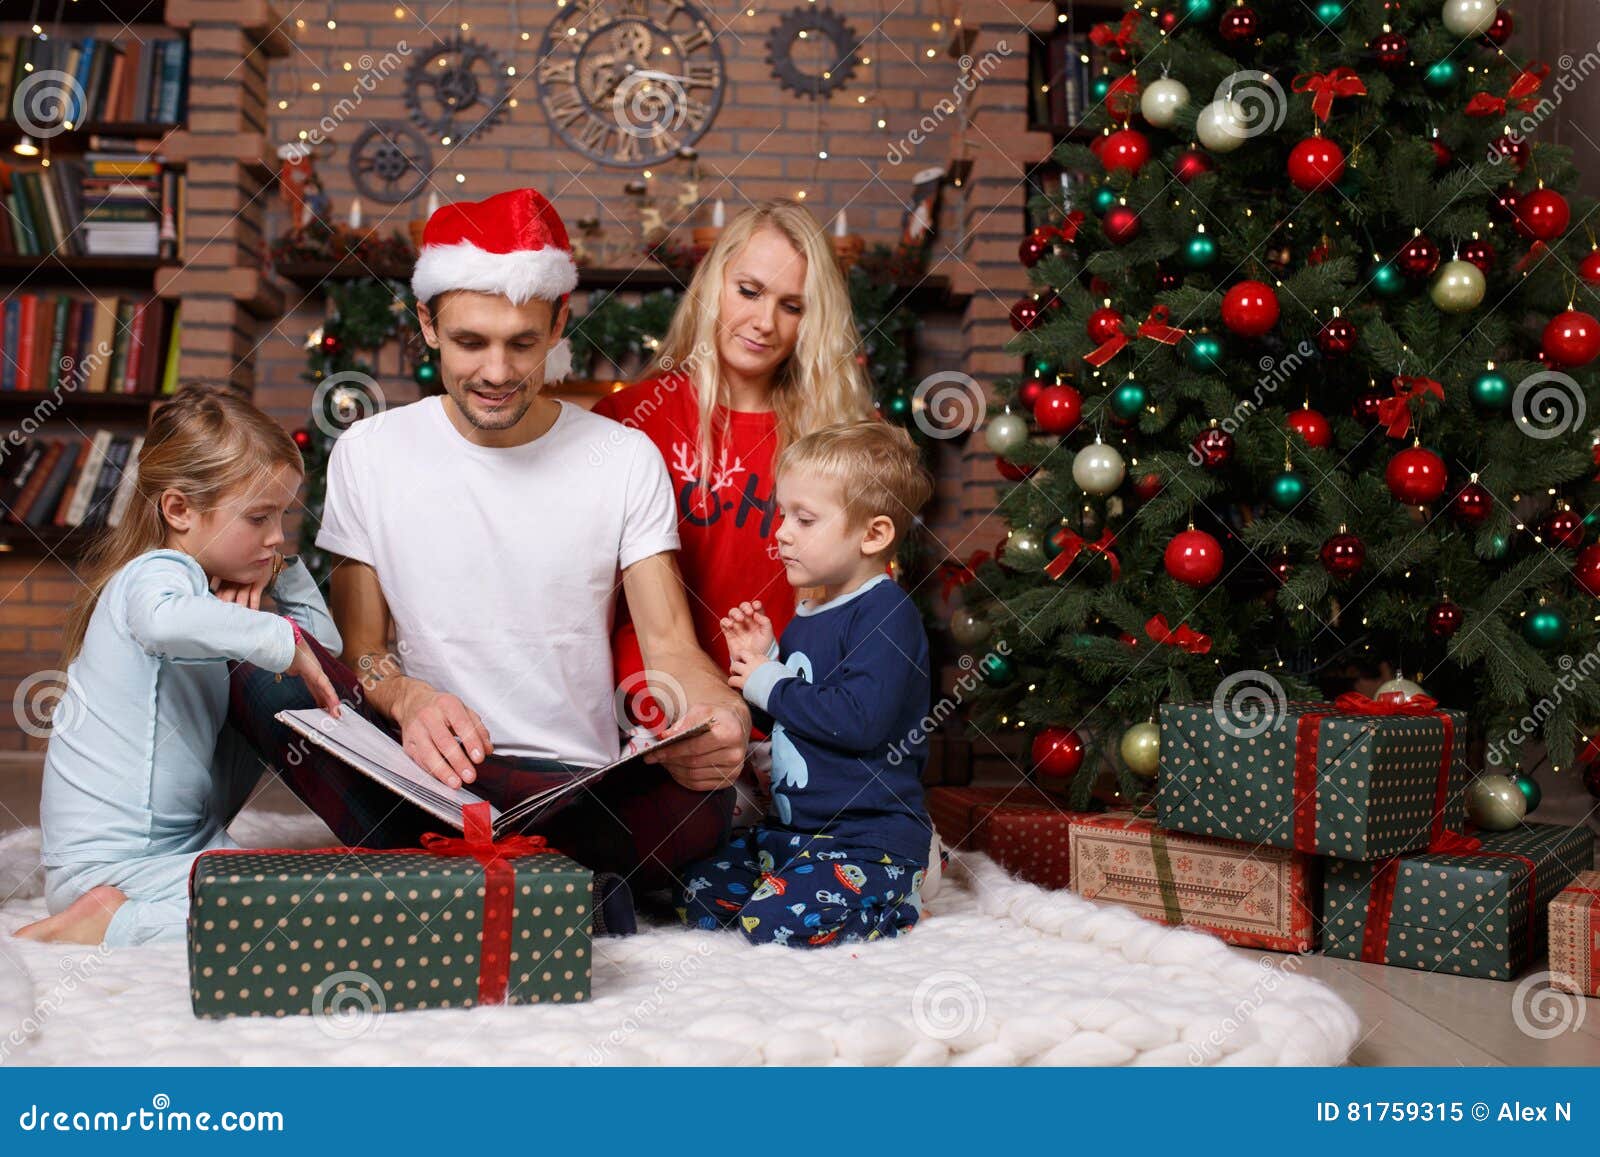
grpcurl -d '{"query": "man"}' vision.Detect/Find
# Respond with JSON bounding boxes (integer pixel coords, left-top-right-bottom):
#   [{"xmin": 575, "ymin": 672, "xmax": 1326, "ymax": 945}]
[{"xmin": 226, "ymin": 188, "xmax": 749, "ymax": 907}]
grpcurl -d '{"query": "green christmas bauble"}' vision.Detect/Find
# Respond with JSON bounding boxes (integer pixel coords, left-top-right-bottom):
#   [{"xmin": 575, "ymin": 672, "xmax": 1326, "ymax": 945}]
[
  {"xmin": 1185, "ymin": 334, "xmax": 1224, "ymax": 372},
  {"xmin": 1183, "ymin": 0, "xmax": 1219, "ymax": 19},
  {"xmin": 1269, "ymin": 470, "xmax": 1309, "ymax": 512},
  {"xmin": 1513, "ymin": 771, "xmax": 1542, "ymax": 814},
  {"xmin": 1369, "ymin": 261, "xmax": 1404, "ymax": 297},
  {"xmin": 1423, "ymin": 59, "xmax": 1460, "ymax": 91},
  {"xmin": 1470, "ymin": 370, "xmax": 1512, "ymax": 410},
  {"xmin": 1027, "ymin": 355, "xmax": 1055, "ymax": 378},
  {"xmin": 1090, "ymin": 77, "xmax": 1111, "ymax": 102},
  {"xmin": 1182, "ymin": 232, "xmax": 1219, "ymax": 269},
  {"xmin": 1313, "ymin": 0, "xmax": 1346, "ymax": 28},
  {"xmin": 1110, "ymin": 380, "xmax": 1147, "ymax": 420},
  {"xmin": 978, "ymin": 651, "xmax": 1017, "ymax": 687},
  {"xmin": 1091, "ymin": 187, "xmax": 1119, "ymax": 217},
  {"xmin": 885, "ymin": 392, "xmax": 912, "ymax": 419},
  {"xmin": 1486, "ymin": 532, "xmax": 1511, "ymax": 559},
  {"xmin": 414, "ymin": 360, "xmax": 440, "ymax": 387},
  {"xmin": 1524, "ymin": 606, "xmax": 1569, "ymax": 648}
]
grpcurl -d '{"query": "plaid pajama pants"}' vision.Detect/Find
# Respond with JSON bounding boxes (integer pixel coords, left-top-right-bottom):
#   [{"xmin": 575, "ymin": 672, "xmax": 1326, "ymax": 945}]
[{"xmin": 223, "ymin": 632, "xmax": 734, "ymax": 902}]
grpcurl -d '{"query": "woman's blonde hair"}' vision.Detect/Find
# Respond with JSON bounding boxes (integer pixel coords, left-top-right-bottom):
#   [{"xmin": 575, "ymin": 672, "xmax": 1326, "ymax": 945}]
[
  {"xmin": 654, "ymin": 199, "xmax": 874, "ymax": 480},
  {"xmin": 61, "ymin": 383, "xmax": 305, "ymax": 664}
]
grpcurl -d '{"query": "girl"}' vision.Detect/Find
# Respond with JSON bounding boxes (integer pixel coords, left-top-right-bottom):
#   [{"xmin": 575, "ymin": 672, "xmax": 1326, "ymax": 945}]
[{"xmin": 16, "ymin": 385, "xmax": 342, "ymax": 947}]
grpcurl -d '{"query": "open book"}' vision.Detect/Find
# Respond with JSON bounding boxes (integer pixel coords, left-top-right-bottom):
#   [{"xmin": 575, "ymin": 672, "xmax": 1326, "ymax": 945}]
[{"xmin": 274, "ymin": 708, "xmax": 713, "ymax": 840}]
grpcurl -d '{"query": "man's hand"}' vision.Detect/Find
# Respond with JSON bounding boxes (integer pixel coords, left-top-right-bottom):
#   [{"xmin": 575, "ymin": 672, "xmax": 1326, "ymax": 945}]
[
  {"xmin": 644, "ymin": 701, "xmax": 751, "ymax": 791},
  {"xmin": 720, "ymin": 600, "xmax": 775, "ymax": 668},
  {"xmin": 391, "ymin": 678, "xmax": 494, "ymax": 790}
]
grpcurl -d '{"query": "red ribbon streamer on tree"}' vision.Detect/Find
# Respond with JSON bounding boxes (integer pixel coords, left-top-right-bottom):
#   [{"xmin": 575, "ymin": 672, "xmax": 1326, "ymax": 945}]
[
  {"xmin": 1465, "ymin": 63, "xmax": 1549, "ymax": 117},
  {"xmin": 421, "ymin": 803, "xmax": 554, "ymax": 1006},
  {"xmin": 1144, "ymin": 614, "xmax": 1212, "ymax": 654},
  {"xmin": 1057, "ymin": 210, "xmax": 1086, "ymax": 244},
  {"xmin": 1089, "ymin": 12, "xmax": 1138, "ymax": 52},
  {"xmin": 938, "ymin": 550, "xmax": 991, "ymax": 600},
  {"xmin": 1043, "ymin": 528, "xmax": 1121, "ymax": 580},
  {"xmin": 1084, "ymin": 306, "xmax": 1186, "ymax": 368},
  {"xmin": 1292, "ymin": 68, "xmax": 1367, "ymax": 122},
  {"xmin": 1375, "ymin": 376, "xmax": 1444, "ymax": 439}
]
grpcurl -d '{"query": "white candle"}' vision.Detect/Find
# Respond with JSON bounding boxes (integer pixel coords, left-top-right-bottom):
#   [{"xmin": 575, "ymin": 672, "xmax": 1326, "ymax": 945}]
[
  {"xmin": 833, "ymin": 209, "xmax": 848, "ymax": 237},
  {"xmin": 426, "ymin": 191, "xmax": 439, "ymax": 217},
  {"xmin": 348, "ymin": 197, "xmax": 363, "ymax": 229},
  {"xmin": 711, "ymin": 198, "xmax": 725, "ymax": 228}
]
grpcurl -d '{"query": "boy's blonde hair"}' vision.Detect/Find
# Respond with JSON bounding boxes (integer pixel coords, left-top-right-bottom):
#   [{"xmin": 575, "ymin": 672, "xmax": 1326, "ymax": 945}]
[{"xmin": 775, "ymin": 420, "xmax": 933, "ymax": 547}]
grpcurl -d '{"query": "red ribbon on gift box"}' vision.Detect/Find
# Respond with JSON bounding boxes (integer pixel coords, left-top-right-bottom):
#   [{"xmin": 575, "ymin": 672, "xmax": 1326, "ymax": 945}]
[
  {"xmin": 1293, "ymin": 68, "xmax": 1367, "ymax": 122},
  {"xmin": 421, "ymin": 803, "xmax": 555, "ymax": 1006},
  {"xmin": 1465, "ymin": 64, "xmax": 1549, "ymax": 117},
  {"xmin": 1376, "ymin": 376, "xmax": 1444, "ymax": 439}
]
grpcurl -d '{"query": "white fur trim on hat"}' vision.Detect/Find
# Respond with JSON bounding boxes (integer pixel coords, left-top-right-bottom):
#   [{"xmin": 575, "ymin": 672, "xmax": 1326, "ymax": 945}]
[
  {"xmin": 411, "ymin": 240, "xmax": 579, "ymax": 306},
  {"xmin": 544, "ymin": 337, "xmax": 573, "ymax": 383}
]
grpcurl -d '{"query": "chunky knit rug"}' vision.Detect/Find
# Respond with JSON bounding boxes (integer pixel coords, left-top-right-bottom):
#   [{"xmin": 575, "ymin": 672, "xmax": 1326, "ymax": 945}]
[{"xmin": 0, "ymin": 814, "xmax": 1358, "ymax": 1066}]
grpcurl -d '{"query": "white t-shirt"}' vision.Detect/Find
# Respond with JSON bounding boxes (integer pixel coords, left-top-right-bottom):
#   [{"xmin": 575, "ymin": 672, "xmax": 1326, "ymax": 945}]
[{"xmin": 315, "ymin": 395, "xmax": 679, "ymax": 765}]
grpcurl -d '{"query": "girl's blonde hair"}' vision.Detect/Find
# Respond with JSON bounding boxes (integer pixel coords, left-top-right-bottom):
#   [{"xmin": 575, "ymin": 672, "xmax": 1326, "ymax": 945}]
[
  {"xmin": 654, "ymin": 199, "xmax": 874, "ymax": 479},
  {"xmin": 61, "ymin": 383, "xmax": 305, "ymax": 664}
]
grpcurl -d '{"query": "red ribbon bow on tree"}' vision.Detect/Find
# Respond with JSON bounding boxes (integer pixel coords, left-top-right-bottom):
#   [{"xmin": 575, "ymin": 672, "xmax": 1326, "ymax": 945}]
[
  {"xmin": 938, "ymin": 550, "xmax": 991, "ymax": 600},
  {"xmin": 1293, "ymin": 68, "xmax": 1367, "ymax": 122},
  {"xmin": 1057, "ymin": 210, "xmax": 1087, "ymax": 244},
  {"xmin": 1376, "ymin": 375, "xmax": 1444, "ymax": 439},
  {"xmin": 1332, "ymin": 689, "xmax": 1440, "ymax": 715},
  {"xmin": 1084, "ymin": 306, "xmax": 1187, "ymax": 368},
  {"xmin": 1089, "ymin": 12, "xmax": 1138, "ymax": 53},
  {"xmin": 1043, "ymin": 528, "xmax": 1121, "ymax": 581},
  {"xmin": 1465, "ymin": 64, "xmax": 1549, "ymax": 117},
  {"xmin": 1144, "ymin": 614, "xmax": 1212, "ymax": 654}
]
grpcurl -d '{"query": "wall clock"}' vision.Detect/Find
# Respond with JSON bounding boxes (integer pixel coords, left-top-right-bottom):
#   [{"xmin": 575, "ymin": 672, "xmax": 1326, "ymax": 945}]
[{"xmin": 536, "ymin": 0, "xmax": 726, "ymax": 167}]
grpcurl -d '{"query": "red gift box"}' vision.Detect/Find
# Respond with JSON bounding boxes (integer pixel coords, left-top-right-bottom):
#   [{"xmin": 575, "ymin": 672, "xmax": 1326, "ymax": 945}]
[
  {"xmin": 972, "ymin": 803, "xmax": 1094, "ymax": 891},
  {"xmin": 1069, "ymin": 811, "xmax": 1319, "ymax": 953},
  {"xmin": 1550, "ymin": 869, "xmax": 1600, "ymax": 997},
  {"xmin": 925, "ymin": 783, "xmax": 1066, "ymax": 851}
]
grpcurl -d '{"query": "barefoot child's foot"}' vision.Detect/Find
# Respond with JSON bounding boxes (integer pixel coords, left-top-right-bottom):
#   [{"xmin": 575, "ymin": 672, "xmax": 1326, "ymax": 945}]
[{"xmin": 14, "ymin": 885, "xmax": 127, "ymax": 944}]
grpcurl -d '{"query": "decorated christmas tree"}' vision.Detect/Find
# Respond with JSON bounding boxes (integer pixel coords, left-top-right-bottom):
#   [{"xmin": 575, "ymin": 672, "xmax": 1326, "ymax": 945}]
[{"xmin": 962, "ymin": 0, "xmax": 1600, "ymax": 809}]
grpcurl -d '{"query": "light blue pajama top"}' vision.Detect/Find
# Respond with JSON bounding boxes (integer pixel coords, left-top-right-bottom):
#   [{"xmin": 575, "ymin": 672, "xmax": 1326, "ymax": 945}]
[{"xmin": 38, "ymin": 548, "xmax": 341, "ymax": 945}]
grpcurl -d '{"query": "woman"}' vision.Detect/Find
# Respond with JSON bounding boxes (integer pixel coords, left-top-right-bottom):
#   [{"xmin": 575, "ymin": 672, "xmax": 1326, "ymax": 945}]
[{"xmin": 593, "ymin": 199, "xmax": 876, "ymax": 690}]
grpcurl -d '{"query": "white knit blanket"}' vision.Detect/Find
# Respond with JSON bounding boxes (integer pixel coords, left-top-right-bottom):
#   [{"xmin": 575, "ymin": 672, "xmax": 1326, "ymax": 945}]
[{"xmin": 0, "ymin": 814, "xmax": 1358, "ymax": 1066}]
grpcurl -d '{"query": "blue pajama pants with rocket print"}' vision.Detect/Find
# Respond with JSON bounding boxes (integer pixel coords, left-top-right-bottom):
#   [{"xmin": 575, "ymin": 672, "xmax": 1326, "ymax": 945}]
[{"xmin": 678, "ymin": 825, "xmax": 924, "ymax": 948}]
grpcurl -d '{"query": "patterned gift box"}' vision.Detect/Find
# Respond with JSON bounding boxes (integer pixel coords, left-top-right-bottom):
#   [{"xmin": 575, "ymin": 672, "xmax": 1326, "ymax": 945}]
[
  {"xmin": 1549, "ymin": 869, "xmax": 1600, "ymax": 997},
  {"xmin": 187, "ymin": 807, "xmax": 593, "ymax": 1018},
  {"xmin": 926, "ymin": 783, "xmax": 1067, "ymax": 851},
  {"xmin": 1323, "ymin": 823, "xmax": 1595, "ymax": 980},
  {"xmin": 1156, "ymin": 695, "xmax": 1467, "ymax": 861},
  {"xmin": 972, "ymin": 802, "xmax": 1095, "ymax": 890},
  {"xmin": 1069, "ymin": 811, "xmax": 1319, "ymax": 952}
]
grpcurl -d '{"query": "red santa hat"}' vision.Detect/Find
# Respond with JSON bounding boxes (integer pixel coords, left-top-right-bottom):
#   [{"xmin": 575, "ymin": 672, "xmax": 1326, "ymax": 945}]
[{"xmin": 411, "ymin": 187, "xmax": 578, "ymax": 381}]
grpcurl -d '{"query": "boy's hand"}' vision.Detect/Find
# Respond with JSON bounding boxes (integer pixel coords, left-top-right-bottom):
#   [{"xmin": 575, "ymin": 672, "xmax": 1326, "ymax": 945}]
[
  {"xmin": 720, "ymin": 600, "xmax": 776, "ymax": 669},
  {"xmin": 727, "ymin": 651, "xmax": 759, "ymax": 691}
]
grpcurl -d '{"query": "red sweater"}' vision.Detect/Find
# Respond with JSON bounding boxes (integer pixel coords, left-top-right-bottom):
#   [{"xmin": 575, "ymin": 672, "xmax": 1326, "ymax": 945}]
[{"xmin": 591, "ymin": 373, "xmax": 795, "ymax": 695}]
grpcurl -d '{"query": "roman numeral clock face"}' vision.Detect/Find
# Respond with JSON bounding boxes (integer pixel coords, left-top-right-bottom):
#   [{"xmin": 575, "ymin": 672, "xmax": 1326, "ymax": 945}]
[{"xmin": 536, "ymin": 0, "xmax": 726, "ymax": 167}]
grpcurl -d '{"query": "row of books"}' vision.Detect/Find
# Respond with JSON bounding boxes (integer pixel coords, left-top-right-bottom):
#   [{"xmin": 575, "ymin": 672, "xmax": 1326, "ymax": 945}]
[
  {"xmin": 1028, "ymin": 31, "xmax": 1117, "ymax": 134},
  {"xmin": 0, "ymin": 148, "xmax": 181, "ymax": 258},
  {"xmin": 1, "ymin": 430, "xmax": 144, "ymax": 531},
  {"xmin": 1, "ymin": 292, "xmax": 178, "ymax": 394},
  {"xmin": 0, "ymin": 34, "xmax": 187, "ymax": 127}
]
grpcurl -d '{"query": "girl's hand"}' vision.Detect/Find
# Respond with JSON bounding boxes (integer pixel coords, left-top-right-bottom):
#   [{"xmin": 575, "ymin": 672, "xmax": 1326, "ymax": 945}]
[
  {"xmin": 211, "ymin": 551, "xmax": 279, "ymax": 610},
  {"xmin": 285, "ymin": 636, "xmax": 343, "ymax": 717},
  {"xmin": 720, "ymin": 600, "xmax": 775, "ymax": 668}
]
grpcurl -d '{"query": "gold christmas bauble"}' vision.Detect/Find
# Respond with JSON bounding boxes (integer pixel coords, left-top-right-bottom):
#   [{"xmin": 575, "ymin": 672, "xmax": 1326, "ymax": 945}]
[
  {"xmin": 1119, "ymin": 721, "xmax": 1161, "ymax": 777},
  {"xmin": 1466, "ymin": 774, "xmax": 1527, "ymax": 831}
]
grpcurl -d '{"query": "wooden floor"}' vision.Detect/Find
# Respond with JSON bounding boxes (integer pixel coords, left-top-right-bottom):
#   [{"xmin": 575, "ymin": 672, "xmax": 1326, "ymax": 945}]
[{"xmin": 1, "ymin": 752, "xmax": 1596, "ymax": 1066}]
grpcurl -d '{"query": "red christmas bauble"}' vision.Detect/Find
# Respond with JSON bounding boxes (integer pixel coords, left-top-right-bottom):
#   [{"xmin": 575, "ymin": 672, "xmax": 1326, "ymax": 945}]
[
  {"xmin": 1088, "ymin": 275, "xmax": 1113, "ymax": 297},
  {"xmin": 1286, "ymin": 407, "xmax": 1332, "ymax": 448},
  {"xmin": 1580, "ymin": 249, "xmax": 1600, "ymax": 286},
  {"xmin": 1353, "ymin": 390, "xmax": 1385, "ymax": 425},
  {"xmin": 1320, "ymin": 532, "xmax": 1366, "ymax": 578},
  {"xmin": 1573, "ymin": 544, "xmax": 1600, "ymax": 596},
  {"xmin": 1397, "ymin": 233, "xmax": 1441, "ymax": 279},
  {"xmin": 1372, "ymin": 31, "xmax": 1408, "ymax": 69},
  {"xmin": 1174, "ymin": 149, "xmax": 1212, "ymax": 183},
  {"xmin": 1288, "ymin": 136, "xmax": 1346, "ymax": 191},
  {"xmin": 1220, "ymin": 5, "xmax": 1257, "ymax": 42},
  {"xmin": 1088, "ymin": 132, "xmax": 1107, "ymax": 159},
  {"xmin": 1009, "ymin": 297, "xmax": 1041, "ymax": 332},
  {"xmin": 1545, "ymin": 507, "xmax": 1585, "ymax": 549},
  {"xmin": 1103, "ymin": 206, "xmax": 1142, "ymax": 245},
  {"xmin": 1193, "ymin": 424, "xmax": 1234, "ymax": 469},
  {"xmin": 1543, "ymin": 310, "xmax": 1600, "ymax": 368},
  {"xmin": 1031, "ymin": 727, "xmax": 1086, "ymax": 779},
  {"xmin": 1491, "ymin": 133, "xmax": 1529, "ymax": 170},
  {"xmin": 1159, "ymin": 9, "xmax": 1180, "ymax": 33},
  {"xmin": 1133, "ymin": 471, "xmax": 1164, "ymax": 501},
  {"xmin": 1427, "ymin": 601, "xmax": 1464, "ymax": 638},
  {"xmin": 1584, "ymin": 760, "xmax": 1600, "ymax": 801},
  {"xmin": 1106, "ymin": 74, "xmax": 1139, "ymax": 119},
  {"xmin": 1156, "ymin": 265, "xmax": 1182, "ymax": 291},
  {"xmin": 1220, "ymin": 280, "xmax": 1280, "ymax": 337},
  {"xmin": 1385, "ymin": 446, "xmax": 1448, "ymax": 504},
  {"xmin": 1102, "ymin": 128, "xmax": 1151, "ymax": 173},
  {"xmin": 1515, "ymin": 187, "xmax": 1571, "ymax": 241},
  {"xmin": 1269, "ymin": 555, "xmax": 1294, "ymax": 586},
  {"xmin": 1087, "ymin": 306, "xmax": 1125, "ymax": 345},
  {"xmin": 292, "ymin": 428, "xmax": 312, "ymax": 449},
  {"xmin": 1019, "ymin": 235, "xmax": 1048, "ymax": 267},
  {"xmin": 1033, "ymin": 383, "xmax": 1083, "ymax": 434},
  {"xmin": 1484, "ymin": 8, "xmax": 1513, "ymax": 45},
  {"xmin": 1452, "ymin": 482, "xmax": 1492, "ymax": 527},
  {"xmin": 1431, "ymin": 139, "xmax": 1453, "ymax": 170},
  {"xmin": 320, "ymin": 333, "xmax": 340, "ymax": 352},
  {"xmin": 1164, "ymin": 528, "xmax": 1224, "ymax": 586},
  {"xmin": 1018, "ymin": 378, "xmax": 1045, "ymax": 409},
  {"xmin": 1490, "ymin": 185, "xmax": 1521, "ymax": 222},
  {"xmin": 1317, "ymin": 315, "xmax": 1358, "ymax": 357},
  {"xmin": 995, "ymin": 455, "xmax": 1035, "ymax": 481},
  {"xmin": 1461, "ymin": 238, "xmax": 1496, "ymax": 275}
]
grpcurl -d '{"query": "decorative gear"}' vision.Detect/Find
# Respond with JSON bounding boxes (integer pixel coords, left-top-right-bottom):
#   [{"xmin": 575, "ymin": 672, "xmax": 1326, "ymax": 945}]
[
  {"xmin": 347, "ymin": 121, "xmax": 434, "ymax": 204},
  {"xmin": 405, "ymin": 35, "xmax": 512, "ymax": 144},
  {"xmin": 766, "ymin": 7, "xmax": 861, "ymax": 99}
]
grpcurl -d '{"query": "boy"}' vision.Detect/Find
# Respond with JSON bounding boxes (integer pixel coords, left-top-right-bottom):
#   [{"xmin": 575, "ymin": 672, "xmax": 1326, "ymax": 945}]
[{"xmin": 678, "ymin": 420, "xmax": 935, "ymax": 948}]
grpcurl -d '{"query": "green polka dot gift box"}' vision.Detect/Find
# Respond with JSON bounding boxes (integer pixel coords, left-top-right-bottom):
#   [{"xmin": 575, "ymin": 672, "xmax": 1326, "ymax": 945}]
[
  {"xmin": 1156, "ymin": 694, "xmax": 1467, "ymax": 861},
  {"xmin": 1322, "ymin": 823, "xmax": 1595, "ymax": 980},
  {"xmin": 187, "ymin": 807, "xmax": 593, "ymax": 1019}
]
